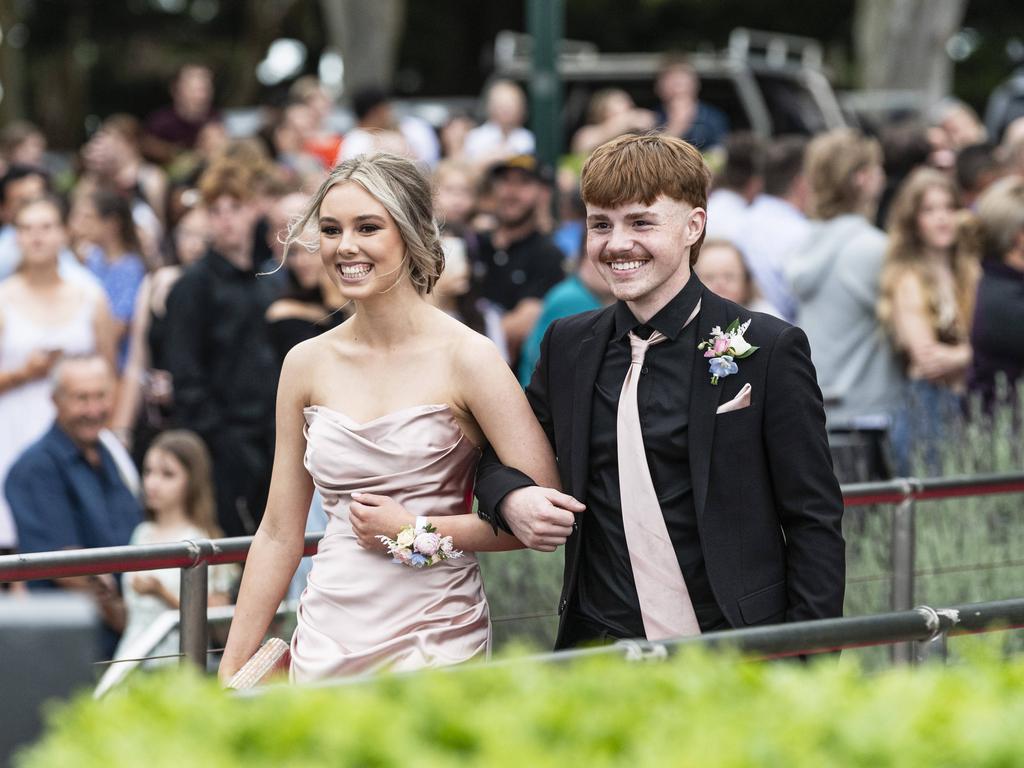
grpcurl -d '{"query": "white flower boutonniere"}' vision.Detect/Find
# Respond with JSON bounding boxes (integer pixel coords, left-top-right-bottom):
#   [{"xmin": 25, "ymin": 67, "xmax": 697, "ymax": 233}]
[{"xmin": 698, "ymin": 318, "xmax": 759, "ymax": 385}]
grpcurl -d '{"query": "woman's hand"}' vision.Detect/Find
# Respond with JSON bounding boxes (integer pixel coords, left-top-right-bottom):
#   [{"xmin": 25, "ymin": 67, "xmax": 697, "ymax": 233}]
[
  {"xmin": 132, "ymin": 574, "xmax": 178, "ymax": 607},
  {"xmin": 132, "ymin": 574, "xmax": 162, "ymax": 596},
  {"xmin": 23, "ymin": 349, "xmax": 62, "ymax": 382},
  {"xmin": 909, "ymin": 342, "xmax": 971, "ymax": 381},
  {"xmin": 349, "ymin": 492, "xmax": 415, "ymax": 551}
]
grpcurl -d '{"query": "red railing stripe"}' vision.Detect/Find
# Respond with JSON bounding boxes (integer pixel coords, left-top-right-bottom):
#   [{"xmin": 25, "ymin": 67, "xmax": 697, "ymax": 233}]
[{"xmin": 2, "ymin": 476, "xmax": 1024, "ymax": 580}]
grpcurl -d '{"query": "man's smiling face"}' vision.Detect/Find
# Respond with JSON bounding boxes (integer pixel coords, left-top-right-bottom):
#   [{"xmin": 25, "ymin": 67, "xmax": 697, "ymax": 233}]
[{"xmin": 586, "ymin": 194, "xmax": 705, "ymax": 310}]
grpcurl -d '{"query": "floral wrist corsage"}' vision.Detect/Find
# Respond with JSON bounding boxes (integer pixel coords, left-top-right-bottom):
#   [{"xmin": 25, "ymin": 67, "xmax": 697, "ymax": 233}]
[{"xmin": 377, "ymin": 518, "xmax": 462, "ymax": 568}]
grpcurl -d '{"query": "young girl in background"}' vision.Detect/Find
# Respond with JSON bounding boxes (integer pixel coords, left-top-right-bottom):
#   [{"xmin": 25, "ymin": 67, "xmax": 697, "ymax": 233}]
[{"xmin": 114, "ymin": 429, "xmax": 236, "ymax": 664}]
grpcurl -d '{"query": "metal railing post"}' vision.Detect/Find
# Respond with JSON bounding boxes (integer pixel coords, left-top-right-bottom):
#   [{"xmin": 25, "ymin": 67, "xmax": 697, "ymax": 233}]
[
  {"xmin": 890, "ymin": 480, "xmax": 917, "ymax": 664},
  {"xmin": 179, "ymin": 562, "xmax": 208, "ymax": 669},
  {"xmin": 914, "ymin": 633, "xmax": 948, "ymax": 664},
  {"xmin": 179, "ymin": 539, "xmax": 210, "ymax": 670}
]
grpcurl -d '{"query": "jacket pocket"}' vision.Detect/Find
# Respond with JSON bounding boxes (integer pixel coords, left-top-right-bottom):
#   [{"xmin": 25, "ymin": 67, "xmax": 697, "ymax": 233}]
[{"xmin": 737, "ymin": 580, "xmax": 786, "ymax": 625}]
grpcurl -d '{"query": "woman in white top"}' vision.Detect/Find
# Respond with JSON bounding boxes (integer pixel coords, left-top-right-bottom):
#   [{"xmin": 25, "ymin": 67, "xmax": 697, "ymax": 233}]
[{"xmin": 0, "ymin": 196, "xmax": 114, "ymax": 551}]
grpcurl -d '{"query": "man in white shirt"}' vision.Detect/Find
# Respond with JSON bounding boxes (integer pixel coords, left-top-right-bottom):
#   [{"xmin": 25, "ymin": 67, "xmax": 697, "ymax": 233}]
[
  {"xmin": 463, "ymin": 80, "xmax": 535, "ymax": 167},
  {"xmin": 705, "ymin": 132, "xmax": 763, "ymax": 243},
  {"xmin": 337, "ymin": 89, "xmax": 440, "ymax": 168},
  {"xmin": 736, "ymin": 136, "xmax": 810, "ymax": 323}
]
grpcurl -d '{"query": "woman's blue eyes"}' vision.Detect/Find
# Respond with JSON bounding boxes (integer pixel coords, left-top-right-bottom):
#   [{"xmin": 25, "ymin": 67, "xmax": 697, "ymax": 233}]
[{"xmin": 320, "ymin": 224, "xmax": 380, "ymax": 235}]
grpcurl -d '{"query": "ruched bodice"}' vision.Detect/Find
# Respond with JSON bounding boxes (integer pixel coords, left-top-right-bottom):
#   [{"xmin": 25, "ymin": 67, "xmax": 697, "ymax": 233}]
[{"xmin": 289, "ymin": 404, "xmax": 489, "ymax": 682}]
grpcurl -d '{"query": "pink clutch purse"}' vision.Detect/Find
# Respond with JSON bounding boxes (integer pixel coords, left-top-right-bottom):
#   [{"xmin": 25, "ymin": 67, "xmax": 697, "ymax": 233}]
[{"xmin": 226, "ymin": 638, "xmax": 291, "ymax": 689}]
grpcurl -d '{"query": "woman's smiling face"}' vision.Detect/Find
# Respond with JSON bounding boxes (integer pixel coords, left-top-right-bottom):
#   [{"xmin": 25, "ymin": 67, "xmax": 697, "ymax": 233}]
[{"xmin": 318, "ymin": 182, "xmax": 408, "ymax": 299}]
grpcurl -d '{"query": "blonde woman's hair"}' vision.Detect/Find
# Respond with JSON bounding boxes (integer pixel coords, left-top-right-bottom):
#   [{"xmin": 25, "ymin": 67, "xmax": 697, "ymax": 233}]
[
  {"xmin": 975, "ymin": 174, "xmax": 1024, "ymax": 262},
  {"xmin": 878, "ymin": 167, "xmax": 979, "ymax": 346},
  {"xmin": 282, "ymin": 153, "xmax": 445, "ymax": 294},
  {"xmin": 148, "ymin": 430, "xmax": 221, "ymax": 539},
  {"xmin": 804, "ymin": 128, "xmax": 882, "ymax": 220}
]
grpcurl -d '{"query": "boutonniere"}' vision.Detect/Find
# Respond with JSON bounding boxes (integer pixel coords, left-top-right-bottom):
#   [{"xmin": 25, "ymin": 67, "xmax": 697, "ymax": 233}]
[{"xmin": 698, "ymin": 318, "xmax": 759, "ymax": 385}]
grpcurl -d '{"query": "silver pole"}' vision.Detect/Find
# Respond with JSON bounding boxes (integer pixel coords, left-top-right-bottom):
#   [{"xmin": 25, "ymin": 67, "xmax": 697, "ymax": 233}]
[
  {"xmin": 914, "ymin": 633, "xmax": 948, "ymax": 664},
  {"xmin": 890, "ymin": 483, "xmax": 917, "ymax": 664},
  {"xmin": 179, "ymin": 561, "xmax": 209, "ymax": 670}
]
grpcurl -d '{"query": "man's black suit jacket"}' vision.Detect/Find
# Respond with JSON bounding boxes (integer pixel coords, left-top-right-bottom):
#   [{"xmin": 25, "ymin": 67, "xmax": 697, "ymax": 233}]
[{"xmin": 476, "ymin": 285, "xmax": 846, "ymax": 648}]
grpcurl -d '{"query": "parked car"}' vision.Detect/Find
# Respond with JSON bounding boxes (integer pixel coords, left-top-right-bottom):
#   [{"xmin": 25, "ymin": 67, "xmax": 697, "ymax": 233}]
[{"xmin": 490, "ymin": 27, "xmax": 848, "ymax": 144}]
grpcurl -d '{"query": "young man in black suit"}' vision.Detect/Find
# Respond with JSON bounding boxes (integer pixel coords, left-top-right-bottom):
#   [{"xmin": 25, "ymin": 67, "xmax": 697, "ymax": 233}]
[{"xmin": 475, "ymin": 133, "xmax": 845, "ymax": 648}]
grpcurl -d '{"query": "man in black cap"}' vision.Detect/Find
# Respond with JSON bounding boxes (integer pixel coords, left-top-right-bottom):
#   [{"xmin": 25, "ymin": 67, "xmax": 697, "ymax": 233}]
[{"xmin": 475, "ymin": 155, "xmax": 565, "ymax": 363}]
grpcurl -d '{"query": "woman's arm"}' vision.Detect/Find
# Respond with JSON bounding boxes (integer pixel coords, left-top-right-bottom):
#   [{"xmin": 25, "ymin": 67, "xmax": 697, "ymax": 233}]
[
  {"xmin": 91, "ymin": 290, "xmax": 118, "ymax": 371},
  {"xmin": 891, "ymin": 271, "xmax": 971, "ymax": 381},
  {"xmin": 111, "ymin": 274, "xmax": 153, "ymax": 442},
  {"xmin": 350, "ymin": 333, "xmax": 573, "ymax": 553},
  {"xmin": 217, "ymin": 345, "xmax": 315, "ymax": 683}
]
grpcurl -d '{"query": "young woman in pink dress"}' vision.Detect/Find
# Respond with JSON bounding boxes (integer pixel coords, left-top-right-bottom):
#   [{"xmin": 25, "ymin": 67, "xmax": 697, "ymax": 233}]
[{"xmin": 219, "ymin": 153, "xmax": 572, "ymax": 683}]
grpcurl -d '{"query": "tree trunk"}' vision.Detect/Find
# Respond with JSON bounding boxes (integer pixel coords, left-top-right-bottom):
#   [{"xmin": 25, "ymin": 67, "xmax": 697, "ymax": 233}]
[
  {"xmin": 222, "ymin": 0, "xmax": 302, "ymax": 108},
  {"xmin": 34, "ymin": 7, "xmax": 91, "ymax": 150},
  {"xmin": 854, "ymin": 0, "xmax": 968, "ymax": 107},
  {"xmin": 0, "ymin": 2, "xmax": 28, "ymax": 124},
  {"xmin": 318, "ymin": 0, "xmax": 405, "ymax": 97}
]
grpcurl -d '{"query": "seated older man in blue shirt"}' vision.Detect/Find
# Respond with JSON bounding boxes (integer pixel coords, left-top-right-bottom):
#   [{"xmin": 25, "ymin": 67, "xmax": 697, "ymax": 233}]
[{"xmin": 5, "ymin": 353, "xmax": 141, "ymax": 654}]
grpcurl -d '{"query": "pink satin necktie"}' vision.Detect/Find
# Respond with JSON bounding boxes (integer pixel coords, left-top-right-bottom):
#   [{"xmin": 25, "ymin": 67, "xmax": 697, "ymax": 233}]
[{"xmin": 617, "ymin": 301, "xmax": 702, "ymax": 641}]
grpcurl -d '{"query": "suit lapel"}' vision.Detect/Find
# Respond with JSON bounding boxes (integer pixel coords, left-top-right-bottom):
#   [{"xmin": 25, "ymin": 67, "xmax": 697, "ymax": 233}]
[
  {"xmin": 689, "ymin": 289, "xmax": 728, "ymax": 524},
  {"xmin": 569, "ymin": 307, "xmax": 615, "ymax": 500}
]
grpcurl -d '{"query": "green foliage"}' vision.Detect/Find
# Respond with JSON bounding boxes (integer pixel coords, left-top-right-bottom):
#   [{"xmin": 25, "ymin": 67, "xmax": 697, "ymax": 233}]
[{"xmin": 18, "ymin": 645, "xmax": 1024, "ymax": 767}]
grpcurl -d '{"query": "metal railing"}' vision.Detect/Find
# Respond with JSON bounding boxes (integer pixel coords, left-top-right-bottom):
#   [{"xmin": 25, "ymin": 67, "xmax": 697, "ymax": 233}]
[
  {"xmin": 421, "ymin": 597, "xmax": 1024, "ymax": 671},
  {"xmin": 2, "ymin": 472, "xmax": 1024, "ymax": 676},
  {"xmin": 234, "ymin": 597, "xmax": 1024, "ymax": 699}
]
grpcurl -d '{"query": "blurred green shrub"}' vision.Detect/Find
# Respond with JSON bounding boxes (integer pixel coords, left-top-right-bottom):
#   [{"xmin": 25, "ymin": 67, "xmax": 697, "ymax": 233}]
[{"xmin": 18, "ymin": 643, "xmax": 1024, "ymax": 767}]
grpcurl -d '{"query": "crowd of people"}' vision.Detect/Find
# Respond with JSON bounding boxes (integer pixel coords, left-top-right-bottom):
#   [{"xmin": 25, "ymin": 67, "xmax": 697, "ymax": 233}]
[{"xmin": 0, "ymin": 55, "xmax": 1022, "ymax": 667}]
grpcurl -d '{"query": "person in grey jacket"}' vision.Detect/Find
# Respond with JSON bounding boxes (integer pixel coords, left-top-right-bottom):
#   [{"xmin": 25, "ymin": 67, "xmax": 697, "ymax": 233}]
[{"xmin": 785, "ymin": 129, "xmax": 904, "ymax": 428}]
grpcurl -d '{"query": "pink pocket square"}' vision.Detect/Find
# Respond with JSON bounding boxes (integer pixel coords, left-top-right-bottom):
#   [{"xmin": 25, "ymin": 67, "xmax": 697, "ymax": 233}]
[{"xmin": 716, "ymin": 382, "xmax": 752, "ymax": 415}]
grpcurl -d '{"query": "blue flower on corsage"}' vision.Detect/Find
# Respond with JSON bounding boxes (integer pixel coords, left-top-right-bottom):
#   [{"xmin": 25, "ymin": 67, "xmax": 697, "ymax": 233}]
[{"xmin": 698, "ymin": 318, "xmax": 759, "ymax": 385}]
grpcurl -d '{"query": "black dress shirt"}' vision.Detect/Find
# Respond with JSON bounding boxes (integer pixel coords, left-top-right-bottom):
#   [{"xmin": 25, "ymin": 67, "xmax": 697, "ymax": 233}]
[
  {"xmin": 474, "ymin": 230, "xmax": 565, "ymax": 312},
  {"xmin": 571, "ymin": 274, "xmax": 727, "ymax": 640},
  {"xmin": 164, "ymin": 249, "xmax": 280, "ymax": 435}
]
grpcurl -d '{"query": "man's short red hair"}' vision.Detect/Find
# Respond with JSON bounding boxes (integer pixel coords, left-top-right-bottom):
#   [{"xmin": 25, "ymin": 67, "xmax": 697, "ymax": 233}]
[{"xmin": 580, "ymin": 133, "xmax": 711, "ymax": 264}]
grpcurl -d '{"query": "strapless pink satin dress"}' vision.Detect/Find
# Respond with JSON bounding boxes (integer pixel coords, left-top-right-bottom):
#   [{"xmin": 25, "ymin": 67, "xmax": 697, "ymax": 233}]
[{"xmin": 289, "ymin": 404, "xmax": 490, "ymax": 682}]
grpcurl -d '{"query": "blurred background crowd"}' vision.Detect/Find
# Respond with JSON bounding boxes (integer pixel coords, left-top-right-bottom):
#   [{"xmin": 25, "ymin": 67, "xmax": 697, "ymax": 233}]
[{"xmin": 1, "ymin": 1, "xmax": 1024, "ymax": 668}]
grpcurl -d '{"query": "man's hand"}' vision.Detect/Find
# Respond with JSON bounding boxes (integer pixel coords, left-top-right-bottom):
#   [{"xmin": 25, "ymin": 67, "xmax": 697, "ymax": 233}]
[
  {"xmin": 349, "ymin": 492, "xmax": 415, "ymax": 552},
  {"xmin": 89, "ymin": 574, "xmax": 126, "ymax": 633},
  {"xmin": 500, "ymin": 486, "xmax": 585, "ymax": 552}
]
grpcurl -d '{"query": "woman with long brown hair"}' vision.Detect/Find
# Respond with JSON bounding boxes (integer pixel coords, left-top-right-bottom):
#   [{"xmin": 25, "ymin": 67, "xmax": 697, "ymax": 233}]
[
  {"xmin": 878, "ymin": 167, "xmax": 981, "ymax": 471},
  {"xmin": 114, "ymin": 429, "xmax": 236, "ymax": 663}
]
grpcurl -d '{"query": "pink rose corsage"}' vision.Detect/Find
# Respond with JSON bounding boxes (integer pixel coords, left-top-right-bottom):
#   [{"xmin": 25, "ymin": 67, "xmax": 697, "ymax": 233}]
[{"xmin": 377, "ymin": 522, "xmax": 462, "ymax": 568}]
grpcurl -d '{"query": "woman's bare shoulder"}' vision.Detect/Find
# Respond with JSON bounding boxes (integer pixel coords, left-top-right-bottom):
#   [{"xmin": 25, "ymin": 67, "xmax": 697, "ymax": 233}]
[{"xmin": 436, "ymin": 311, "xmax": 502, "ymax": 368}]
